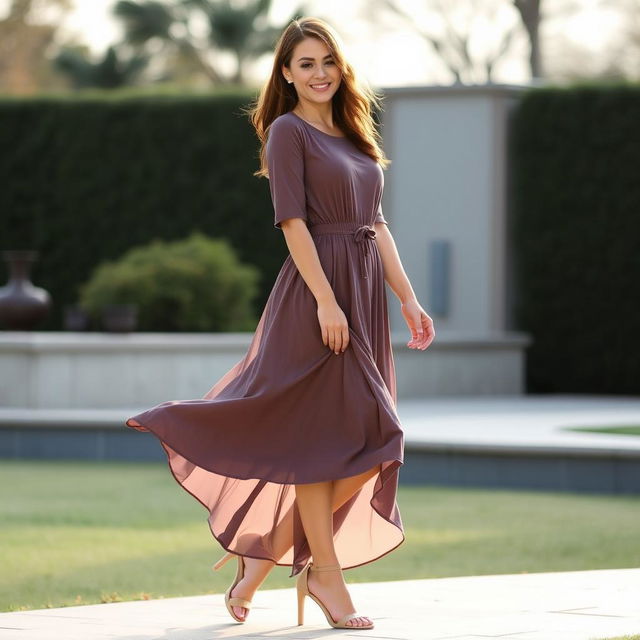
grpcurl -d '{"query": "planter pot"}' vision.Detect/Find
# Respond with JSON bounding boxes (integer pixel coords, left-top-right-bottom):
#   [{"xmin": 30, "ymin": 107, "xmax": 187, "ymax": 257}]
[
  {"xmin": 64, "ymin": 304, "xmax": 91, "ymax": 331},
  {"xmin": 0, "ymin": 250, "xmax": 51, "ymax": 330},
  {"xmin": 101, "ymin": 304, "xmax": 138, "ymax": 332}
]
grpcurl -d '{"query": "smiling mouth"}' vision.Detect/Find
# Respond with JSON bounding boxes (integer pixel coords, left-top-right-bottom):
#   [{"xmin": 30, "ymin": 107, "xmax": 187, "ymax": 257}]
[{"xmin": 310, "ymin": 82, "xmax": 331, "ymax": 90}]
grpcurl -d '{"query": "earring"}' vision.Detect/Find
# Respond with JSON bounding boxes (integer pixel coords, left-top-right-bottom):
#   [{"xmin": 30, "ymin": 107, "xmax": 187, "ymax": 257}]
[{"xmin": 288, "ymin": 79, "xmax": 293, "ymax": 83}]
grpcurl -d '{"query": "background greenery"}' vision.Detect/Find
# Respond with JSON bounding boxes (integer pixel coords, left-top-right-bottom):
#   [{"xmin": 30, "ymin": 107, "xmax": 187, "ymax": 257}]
[
  {"xmin": 0, "ymin": 88, "xmax": 282, "ymax": 329},
  {"xmin": 1, "ymin": 460, "xmax": 638, "ymax": 612},
  {"xmin": 78, "ymin": 231, "xmax": 260, "ymax": 331},
  {"xmin": 509, "ymin": 82, "xmax": 640, "ymax": 394}
]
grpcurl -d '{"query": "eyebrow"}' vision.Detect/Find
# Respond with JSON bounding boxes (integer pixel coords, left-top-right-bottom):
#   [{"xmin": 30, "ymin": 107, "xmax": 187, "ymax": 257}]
[{"xmin": 297, "ymin": 54, "xmax": 333, "ymax": 61}]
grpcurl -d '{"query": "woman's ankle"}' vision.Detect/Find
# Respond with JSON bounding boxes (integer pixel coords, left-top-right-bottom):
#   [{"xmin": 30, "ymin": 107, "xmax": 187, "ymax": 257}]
[{"xmin": 311, "ymin": 557, "xmax": 340, "ymax": 568}]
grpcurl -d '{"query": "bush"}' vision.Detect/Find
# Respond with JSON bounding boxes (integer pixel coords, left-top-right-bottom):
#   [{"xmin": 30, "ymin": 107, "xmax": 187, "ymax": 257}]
[{"xmin": 78, "ymin": 231, "xmax": 260, "ymax": 332}]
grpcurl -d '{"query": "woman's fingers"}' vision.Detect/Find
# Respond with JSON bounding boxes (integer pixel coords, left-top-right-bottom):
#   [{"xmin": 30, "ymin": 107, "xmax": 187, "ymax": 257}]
[
  {"xmin": 331, "ymin": 327, "xmax": 347, "ymax": 354},
  {"xmin": 414, "ymin": 313, "xmax": 433, "ymax": 349},
  {"xmin": 404, "ymin": 305, "xmax": 434, "ymax": 350},
  {"xmin": 324, "ymin": 325, "xmax": 350, "ymax": 354},
  {"xmin": 333, "ymin": 330, "xmax": 342, "ymax": 354},
  {"xmin": 341, "ymin": 327, "xmax": 349, "ymax": 352},
  {"xmin": 317, "ymin": 302, "xmax": 349, "ymax": 354},
  {"xmin": 422, "ymin": 314, "xmax": 434, "ymax": 348}
]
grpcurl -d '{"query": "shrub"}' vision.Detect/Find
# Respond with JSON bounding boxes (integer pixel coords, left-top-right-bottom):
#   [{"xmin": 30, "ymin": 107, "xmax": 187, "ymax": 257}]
[{"xmin": 77, "ymin": 231, "xmax": 260, "ymax": 331}]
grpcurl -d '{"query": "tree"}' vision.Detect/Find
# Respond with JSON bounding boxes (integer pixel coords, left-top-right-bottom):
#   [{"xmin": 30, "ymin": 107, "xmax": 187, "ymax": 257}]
[
  {"xmin": 0, "ymin": 0, "xmax": 71, "ymax": 94},
  {"xmin": 112, "ymin": 0, "xmax": 219, "ymax": 82},
  {"xmin": 112, "ymin": 0, "xmax": 308, "ymax": 86},
  {"xmin": 369, "ymin": 0, "xmax": 585, "ymax": 84},
  {"xmin": 53, "ymin": 45, "xmax": 149, "ymax": 89},
  {"xmin": 371, "ymin": 0, "xmax": 521, "ymax": 84},
  {"xmin": 513, "ymin": 0, "xmax": 541, "ymax": 78},
  {"xmin": 540, "ymin": 0, "xmax": 640, "ymax": 83},
  {"xmin": 594, "ymin": 0, "xmax": 640, "ymax": 81}
]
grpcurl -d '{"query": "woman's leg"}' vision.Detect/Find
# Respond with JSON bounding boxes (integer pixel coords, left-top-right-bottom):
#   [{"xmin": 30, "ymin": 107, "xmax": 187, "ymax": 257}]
[
  {"xmin": 270, "ymin": 463, "xmax": 381, "ymax": 560},
  {"xmin": 295, "ymin": 474, "xmax": 374, "ymax": 627},
  {"xmin": 230, "ymin": 464, "xmax": 380, "ymax": 622}
]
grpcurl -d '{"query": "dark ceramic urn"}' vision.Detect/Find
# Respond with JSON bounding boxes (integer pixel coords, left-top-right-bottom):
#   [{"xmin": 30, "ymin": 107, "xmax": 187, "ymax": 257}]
[{"xmin": 0, "ymin": 250, "xmax": 52, "ymax": 330}]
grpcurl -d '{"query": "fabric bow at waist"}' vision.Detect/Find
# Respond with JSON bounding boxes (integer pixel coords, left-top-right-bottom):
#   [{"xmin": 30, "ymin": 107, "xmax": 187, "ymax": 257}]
[{"xmin": 308, "ymin": 222, "xmax": 377, "ymax": 279}]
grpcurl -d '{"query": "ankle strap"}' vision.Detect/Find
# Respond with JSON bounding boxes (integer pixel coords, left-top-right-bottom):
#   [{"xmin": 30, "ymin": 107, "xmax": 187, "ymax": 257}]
[{"xmin": 310, "ymin": 563, "xmax": 341, "ymax": 572}]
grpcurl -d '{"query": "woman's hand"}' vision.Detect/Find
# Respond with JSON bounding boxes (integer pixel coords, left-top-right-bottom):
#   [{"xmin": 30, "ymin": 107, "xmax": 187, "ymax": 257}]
[
  {"xmin": 401, "ymin": 298, "xmax": 434, "ymax": 350},
  {"xmin": 317, "ymin": 298, "xmax": 350, "ymax": 354}
]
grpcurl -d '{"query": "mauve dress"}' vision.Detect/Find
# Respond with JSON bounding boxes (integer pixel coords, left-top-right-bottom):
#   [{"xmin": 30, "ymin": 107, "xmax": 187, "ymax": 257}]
[{"xmin": 124, "ymin": 110, "xmax": 405, "ymax": 578}]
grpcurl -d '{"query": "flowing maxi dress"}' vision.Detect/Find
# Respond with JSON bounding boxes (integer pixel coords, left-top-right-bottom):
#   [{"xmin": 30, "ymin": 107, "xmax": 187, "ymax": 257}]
[{"xmin": 124, "ymin": 110, "xmax": 405, "ymax": 578}]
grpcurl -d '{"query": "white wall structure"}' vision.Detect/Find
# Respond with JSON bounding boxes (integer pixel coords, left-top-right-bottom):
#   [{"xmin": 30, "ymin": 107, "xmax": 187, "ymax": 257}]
[
  {"xmin": 0, "ymin": 332, "xmax": 250, "ymax": 409},
  {"xmin": 379, "ymin": 84, "xmax": 532, "ymax": 395}
]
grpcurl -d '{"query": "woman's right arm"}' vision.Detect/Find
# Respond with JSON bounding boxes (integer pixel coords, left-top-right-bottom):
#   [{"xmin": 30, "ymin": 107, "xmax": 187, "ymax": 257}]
[
  {"xmin": 266, "ymin": 117, "xmax": 349, "ymax": 355},
  {"xmin": 279, "ymin": 219, "xmax": 350, "ymax": 355}
]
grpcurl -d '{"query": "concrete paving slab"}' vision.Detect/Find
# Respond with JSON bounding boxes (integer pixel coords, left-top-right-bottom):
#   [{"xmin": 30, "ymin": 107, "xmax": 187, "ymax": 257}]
[{"xmin": 1, "ymin": 567, "xmax": 638, "ymax": 640}]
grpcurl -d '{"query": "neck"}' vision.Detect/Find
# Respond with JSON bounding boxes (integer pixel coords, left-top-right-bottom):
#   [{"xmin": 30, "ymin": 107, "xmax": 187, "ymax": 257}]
[{"xmin": 294, "ymin": 102, "xmax": 333, "ymax": 125}]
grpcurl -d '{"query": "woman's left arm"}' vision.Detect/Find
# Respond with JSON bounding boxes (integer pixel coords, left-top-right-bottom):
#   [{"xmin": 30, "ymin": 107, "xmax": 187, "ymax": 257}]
[{"xmin": 374, "ymin": 222, "xmax": 435, "ymax": 350}]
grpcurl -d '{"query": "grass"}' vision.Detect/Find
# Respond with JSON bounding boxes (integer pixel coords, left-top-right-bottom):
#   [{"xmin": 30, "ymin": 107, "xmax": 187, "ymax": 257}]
[
  {"xmin": 564, "ymin": 425, "xmax": 640, "ymax": 436},
  {"xmin": 1, "ymin": 460, "xmax": 639, "ymax": 612}
]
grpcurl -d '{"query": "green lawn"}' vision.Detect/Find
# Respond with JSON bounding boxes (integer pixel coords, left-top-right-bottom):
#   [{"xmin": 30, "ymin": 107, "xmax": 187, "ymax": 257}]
[
  {"xmin": 564, "ymin": 425, "xmax": 640, "ymax": 436},
  {"xmin": 1, "ymin": 460, "xmax": 639, "ymax": 612}
]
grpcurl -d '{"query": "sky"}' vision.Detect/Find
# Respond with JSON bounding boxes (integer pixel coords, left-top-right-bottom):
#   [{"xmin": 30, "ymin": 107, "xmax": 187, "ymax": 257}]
[{"xmin": 1, "ymin": 0, "xmax": 626, "ymax": 87}]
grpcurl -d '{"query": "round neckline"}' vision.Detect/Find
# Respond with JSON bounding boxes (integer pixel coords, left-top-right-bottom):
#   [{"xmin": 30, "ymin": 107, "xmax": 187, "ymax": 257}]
[{"xmin": 289, "ymin": 111, "xmax": 348, "ymax": 139}]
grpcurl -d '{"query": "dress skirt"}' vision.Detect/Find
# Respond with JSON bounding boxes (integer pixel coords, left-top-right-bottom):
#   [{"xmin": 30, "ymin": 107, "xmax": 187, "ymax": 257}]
[{"xmin": 125, "ymin": 220, "xmax": 405, "ymax": 578}]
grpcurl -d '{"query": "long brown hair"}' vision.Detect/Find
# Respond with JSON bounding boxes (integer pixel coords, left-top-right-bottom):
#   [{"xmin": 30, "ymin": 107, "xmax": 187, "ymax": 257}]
[{"xmin": 245, "ymin": 16, "xmax": 391, "ymax": 178}]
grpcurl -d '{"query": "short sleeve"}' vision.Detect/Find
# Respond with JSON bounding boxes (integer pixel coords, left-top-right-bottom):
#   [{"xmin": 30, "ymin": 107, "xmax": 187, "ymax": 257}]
[
  {"xmin": 266, "ymin": 116, "xmax": 308, "ymax": 229},
  {"xmin": 374, "ymin": 202, "xmax": 388, "ymax": 225}
]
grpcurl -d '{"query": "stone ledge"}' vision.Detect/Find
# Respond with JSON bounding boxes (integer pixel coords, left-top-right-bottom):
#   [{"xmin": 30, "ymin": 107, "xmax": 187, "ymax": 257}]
[
  {"xmin": 1, "ymin": 406, "xmax": 639, "ymax": 459},
  {"xmin": 0, "ymin": 330, "xmax": 531, "ymax": 352}
]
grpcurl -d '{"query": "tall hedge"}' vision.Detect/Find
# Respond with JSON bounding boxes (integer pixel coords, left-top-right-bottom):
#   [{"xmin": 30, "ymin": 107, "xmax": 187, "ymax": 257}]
[
  {"xmin": 509, "ymin": 82, "xmax": 640, "ymax": 394},
  {"xmin": 0, "ymin": 89, "xmax": 284, "ymax": 330}
]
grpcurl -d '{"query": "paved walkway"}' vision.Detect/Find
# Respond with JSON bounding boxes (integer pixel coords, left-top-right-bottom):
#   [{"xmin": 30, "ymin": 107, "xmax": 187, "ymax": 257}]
[
  {"xmin": 1, "ymin": 567, "xmax": 638, "ymax": 640},
  {"xmin": 398, "ymin": 394, "xmax": 640, "ymax": 455}
]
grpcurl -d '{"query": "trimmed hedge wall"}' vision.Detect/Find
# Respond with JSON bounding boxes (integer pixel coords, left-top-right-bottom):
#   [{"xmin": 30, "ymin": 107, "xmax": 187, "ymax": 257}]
[
  {"xmin": 0, "ymin": 89, "xmax": 282, "ymax": 330},
  {"xmin": 509, "ymin": 82, "xmax": 640, "ymax": 394}
]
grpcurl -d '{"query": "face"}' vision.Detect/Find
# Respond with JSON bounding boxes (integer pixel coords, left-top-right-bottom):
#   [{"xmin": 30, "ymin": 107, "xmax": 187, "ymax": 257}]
[{"xmin": 282, "ymin": 37, "xmax": 342, "ymax": 104}]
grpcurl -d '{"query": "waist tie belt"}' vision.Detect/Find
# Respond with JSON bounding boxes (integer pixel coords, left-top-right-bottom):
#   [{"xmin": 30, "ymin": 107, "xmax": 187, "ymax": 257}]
[{"xmin": 308, "ymin": 221, "xmax": 377, "ymax": 279}]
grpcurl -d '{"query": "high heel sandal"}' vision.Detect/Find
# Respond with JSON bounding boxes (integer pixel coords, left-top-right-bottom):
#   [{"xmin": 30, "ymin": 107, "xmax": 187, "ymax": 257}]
[
  {"xmin": 296, "ymin": 562, "xmax": 374, "ymax": 629},
  {"xmin": 212, "ymin": 552, "xmax": 252, "ymax": 623}
]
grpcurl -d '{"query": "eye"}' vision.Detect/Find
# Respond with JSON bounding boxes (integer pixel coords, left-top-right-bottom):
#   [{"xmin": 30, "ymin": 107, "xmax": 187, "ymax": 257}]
[{"xmin": 301, "ymin": 60, "xmax": 335, "ymax": 68}]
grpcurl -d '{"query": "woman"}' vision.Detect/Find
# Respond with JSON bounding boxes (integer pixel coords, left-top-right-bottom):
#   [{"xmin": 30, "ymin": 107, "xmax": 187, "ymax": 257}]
[{"xmin": 125, "ymin": 16, "xmax": 434, "ymax": 631}]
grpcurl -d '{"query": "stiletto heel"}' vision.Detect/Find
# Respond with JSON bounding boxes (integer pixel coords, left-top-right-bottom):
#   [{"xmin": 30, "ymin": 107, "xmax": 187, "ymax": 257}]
[
  {"xmin": 295, "ymin": 562, "xmax": 374, "ymax": 629},
  {"xmin": 212, "ymin": 551, "xmax": 233, "ymax": 571},
  {"xmin": 297, "ymin": 573, "xmax": 306, "ymax": 625}
]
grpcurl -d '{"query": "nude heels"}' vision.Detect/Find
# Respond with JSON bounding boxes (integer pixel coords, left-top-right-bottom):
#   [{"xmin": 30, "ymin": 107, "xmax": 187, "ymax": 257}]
[
  {"xmin": 212, "ymin": 552, "xmax": 252, "ymax": 623},
  {"xmin": 296, "ymin": 562, "xmax": 374, "ymax": 629}
]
